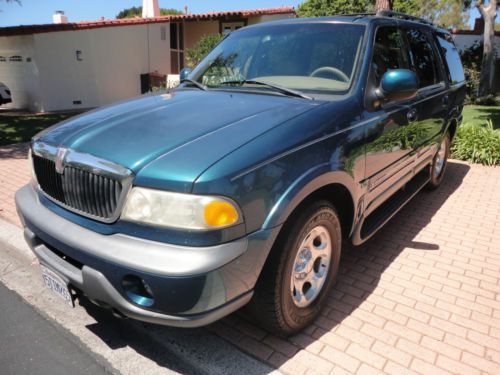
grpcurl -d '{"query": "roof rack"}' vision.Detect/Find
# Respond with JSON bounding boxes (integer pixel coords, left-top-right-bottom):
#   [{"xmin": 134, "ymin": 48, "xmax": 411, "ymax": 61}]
[
  {"xmin": 376, "ymin": 10, "xmax": 434, "ymax": 26},
  {"xmin": 341, "ymin": 13, "xmax": 376, "ymax": 17},
  {"xmin": 337, "ymin": 11, "xmax": 435, "ymax": 26}
]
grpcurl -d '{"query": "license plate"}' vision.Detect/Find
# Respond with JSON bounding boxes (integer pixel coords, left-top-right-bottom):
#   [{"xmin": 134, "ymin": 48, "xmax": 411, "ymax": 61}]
[{"xmin": 40, "ymin": 265, "xmax": 74, "ymax": 307}]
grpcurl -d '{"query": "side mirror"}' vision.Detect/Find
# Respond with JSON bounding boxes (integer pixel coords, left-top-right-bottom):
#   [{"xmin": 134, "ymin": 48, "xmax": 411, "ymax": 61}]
[
  {"xmin": 378, "ymin": 69, "xmax": 419, "ymax": 102},
  {"xmin": 179, "ymin": 68, "xmax": 191, "ymax": 81}
]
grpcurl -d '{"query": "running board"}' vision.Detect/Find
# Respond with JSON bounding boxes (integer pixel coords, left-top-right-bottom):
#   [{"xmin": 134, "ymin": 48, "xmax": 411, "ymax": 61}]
[{"xmin": 355, "ymin": 169, "xmax": 430, "ymax": 244}]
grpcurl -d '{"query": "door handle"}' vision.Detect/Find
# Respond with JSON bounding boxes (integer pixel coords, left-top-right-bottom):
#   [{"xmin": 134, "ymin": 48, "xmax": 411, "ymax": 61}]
[
  {"xmin": 407, "ymin": 108, "xmax": 418, "ymax": 123},
  {"xmin": 442, "ymin": 95, "xmax": 449, "ymax": 106}
]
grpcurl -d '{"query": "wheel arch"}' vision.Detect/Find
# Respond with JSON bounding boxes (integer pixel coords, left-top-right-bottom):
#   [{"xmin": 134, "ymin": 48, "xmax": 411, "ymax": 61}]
[{"xmin": 263, "ymin": 168, "xmax": 358, "ymax": 240}]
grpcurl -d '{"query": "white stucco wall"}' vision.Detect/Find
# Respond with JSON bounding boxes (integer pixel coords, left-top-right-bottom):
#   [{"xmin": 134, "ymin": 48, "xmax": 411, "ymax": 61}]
[
  {"xmin": 183, "ymin": 13, "xmax": 295, "ymax": 50},
  {"xmin": 247, "ymin": 13, "xmax": 296, "ymax": 25},
  {"xmin": 33, "ymin": 23, "xmax": 170, "ymax": 112},
  {"xmin": 452, "ymin": 33, "xmax": 500, "ymax": 55},
  {"xmin": 0, "ymin": 34, "xmax": 43, "ymax": 111},
  {"xmin": 0, "ymin": 12, "xmax": 295, "ymax": 112},
  {"xmin": 184, "ymin": 21, "xmax": 219, "ymax": 50}
]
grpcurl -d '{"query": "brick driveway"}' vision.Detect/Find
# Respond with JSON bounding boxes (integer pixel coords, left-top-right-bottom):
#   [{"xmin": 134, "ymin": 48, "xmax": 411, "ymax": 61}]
[{"xmin": 1, "ymin": 143, "xmax": 499, "ymax": 375}]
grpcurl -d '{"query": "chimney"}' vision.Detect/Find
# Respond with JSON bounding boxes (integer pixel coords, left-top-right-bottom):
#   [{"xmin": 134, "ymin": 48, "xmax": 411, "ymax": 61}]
[
  {"xmin": 53, "ymin": 10, "xmax": 68, "ymax": 24},
  {"xmin": 473, "ymin": 17, "xmax": 484, "ymax": 32},
  {"xmin": 142, "ymin": 0, "xmax": 160, "ymax": 18}
]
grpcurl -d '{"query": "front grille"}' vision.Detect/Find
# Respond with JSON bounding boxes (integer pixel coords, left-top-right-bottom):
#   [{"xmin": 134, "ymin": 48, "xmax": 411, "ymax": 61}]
[{"xmin": 33, "ymin": 154, "xmax": 123, "ymax": 220}]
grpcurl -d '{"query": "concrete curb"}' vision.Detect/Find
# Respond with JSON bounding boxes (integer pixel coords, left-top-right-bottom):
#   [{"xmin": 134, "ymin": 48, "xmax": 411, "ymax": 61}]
[
  {"xmin": 0, "ymin": 217, "xmax": 32, "ymax": 261},
  {"xmin": 0, "ymin": 218, "xmax": 278, "ymax": 375}
]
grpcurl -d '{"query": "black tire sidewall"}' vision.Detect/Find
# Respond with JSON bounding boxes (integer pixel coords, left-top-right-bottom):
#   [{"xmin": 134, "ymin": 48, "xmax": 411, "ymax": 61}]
[{"xmin": 278, "ymin": 203, "xmax": 342, "ymax": 332}]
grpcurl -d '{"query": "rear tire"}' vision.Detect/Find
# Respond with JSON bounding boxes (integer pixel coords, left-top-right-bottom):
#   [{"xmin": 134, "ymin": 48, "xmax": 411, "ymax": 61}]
[
  {"xmin": 427, "ymin": 133, "xmax": 450, "ymax": 190},
  {"xmin": 249, "ymin": 200, "xmax": 342, "ymax": 336}
]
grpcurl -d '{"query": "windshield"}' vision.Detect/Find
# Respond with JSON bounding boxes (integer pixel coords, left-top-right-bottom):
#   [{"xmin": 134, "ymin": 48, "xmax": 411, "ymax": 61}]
[{"xmin": 190, "ymin": 23, "xmax": 366, "ymax": 97}]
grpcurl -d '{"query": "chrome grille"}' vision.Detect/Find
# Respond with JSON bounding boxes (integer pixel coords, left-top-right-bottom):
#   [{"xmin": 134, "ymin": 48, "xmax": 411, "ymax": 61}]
[{"xmin": 33, "ymin": 154, "xmax": 125, "ymax": 221}]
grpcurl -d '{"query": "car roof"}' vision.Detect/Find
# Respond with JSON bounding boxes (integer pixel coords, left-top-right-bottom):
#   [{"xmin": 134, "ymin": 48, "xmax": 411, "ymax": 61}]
[{"xmin": 247, "ymin": 11, "xmax": 449, "ymax": 34}]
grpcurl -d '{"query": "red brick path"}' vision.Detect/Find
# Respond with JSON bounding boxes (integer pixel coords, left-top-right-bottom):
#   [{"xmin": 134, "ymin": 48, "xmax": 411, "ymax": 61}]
[
  {"xmin": 210, "ymin": 161, "xmax": 500, "ymax": 375},
  {"xmin": 1, "ymin": 143, "xmax": 499, "ymax": 375},
  {"xmin": 0, "ymin": 143, "xmax": 30, "ymax": 227}
]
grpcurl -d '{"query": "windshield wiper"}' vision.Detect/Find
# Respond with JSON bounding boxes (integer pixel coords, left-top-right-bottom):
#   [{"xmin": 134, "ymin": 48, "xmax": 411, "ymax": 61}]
[
  {"xmin": 180, "ymin": 78, "xmax": 207, "ymax": 91},
  {"xmin": 220, "ymin": 79, "xmax": 312, "ymax": 100}
]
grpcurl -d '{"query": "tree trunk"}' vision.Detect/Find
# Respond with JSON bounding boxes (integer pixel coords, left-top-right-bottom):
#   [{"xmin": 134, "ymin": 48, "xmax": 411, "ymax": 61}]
[
  {"xmin": 477, "ymin": 0, "xmax": 498, "ymax": 97},
  {"xmin": 375, "ymin": 0, "xmax": 392, "ymax": 12}
]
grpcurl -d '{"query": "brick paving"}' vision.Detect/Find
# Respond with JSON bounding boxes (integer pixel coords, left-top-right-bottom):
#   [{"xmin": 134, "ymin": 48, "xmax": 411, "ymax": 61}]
[
  {"xmin": 1, "ymin": 142, "xmax": 499, "ymax": 375},
  {"xmin": 0, "ymin": 143, "xmax": 30, "ymax": 227}
]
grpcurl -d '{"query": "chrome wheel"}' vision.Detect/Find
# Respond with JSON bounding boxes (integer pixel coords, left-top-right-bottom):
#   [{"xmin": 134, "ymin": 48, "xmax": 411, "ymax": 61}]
[
  {"xmin": 434, "ymin": 138, "xmax": 447, "ymax": 178},
  {"xmin": 290, "ymin": 225, "xmax": 332, "ymax": 308}
]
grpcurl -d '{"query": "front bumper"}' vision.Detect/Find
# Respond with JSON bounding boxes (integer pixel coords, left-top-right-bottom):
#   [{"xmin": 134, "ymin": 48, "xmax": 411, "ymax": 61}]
[{"xmin": 16, "ymin": 184, "xmax": 280, "ymax": 327}]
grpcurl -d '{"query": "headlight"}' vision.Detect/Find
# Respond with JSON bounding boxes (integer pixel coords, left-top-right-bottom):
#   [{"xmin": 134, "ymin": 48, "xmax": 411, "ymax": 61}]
[{"xmin": 121, "ymin": 187, "xmax": 242, "ymax": 230}]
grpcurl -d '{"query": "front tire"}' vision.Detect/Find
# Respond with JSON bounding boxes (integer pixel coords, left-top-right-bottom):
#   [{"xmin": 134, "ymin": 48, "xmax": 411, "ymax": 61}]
[
  {"xmin": 427, "ymin": 133, "xmax": 450, "ymax": 190},
  {"xmin": 250, "ymin": 201, "xmax": 342, "ymax": 336}
]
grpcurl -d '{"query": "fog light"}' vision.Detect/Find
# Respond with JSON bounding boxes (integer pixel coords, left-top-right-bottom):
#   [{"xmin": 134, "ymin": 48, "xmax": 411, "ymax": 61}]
[{"xmin": 121, "ymin": 275, "xmax": 155, "ymax": 307}]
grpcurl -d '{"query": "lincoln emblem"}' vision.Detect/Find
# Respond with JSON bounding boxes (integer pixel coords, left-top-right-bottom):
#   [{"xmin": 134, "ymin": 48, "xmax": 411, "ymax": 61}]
[{"xmin": 55, "ymin": 148, "xmax": 68, "ymax": 174}]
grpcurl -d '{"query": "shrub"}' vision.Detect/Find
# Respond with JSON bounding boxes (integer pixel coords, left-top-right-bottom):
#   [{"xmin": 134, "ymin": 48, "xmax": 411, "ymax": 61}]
[
  {"xmin": 185, "ymin": 34, "xmax": 225, "ymax": 69},
  {"xmin": 460, "ymin": 42, "xmax": 482, "ymax": 105},
  {"xmin": 451, "ymin": 119, "xmax": 500, "ymax": 166}
]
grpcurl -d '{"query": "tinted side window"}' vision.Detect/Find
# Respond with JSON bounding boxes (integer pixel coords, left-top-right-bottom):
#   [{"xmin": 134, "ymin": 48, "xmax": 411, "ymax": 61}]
[
  {"xmin": 436, "ymin": 33, "xmax": 465, "ymax": 84},
  {"xmin": 405, "ymin": 29, "xmax": 439, "ymax": 88},
  {"xmin": 371, "ymin": 27, "xmax": 409, "ymax": 85}
]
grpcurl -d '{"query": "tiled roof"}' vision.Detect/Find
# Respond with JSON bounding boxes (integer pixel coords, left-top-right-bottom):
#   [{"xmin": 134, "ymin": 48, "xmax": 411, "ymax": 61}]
[
  {"xmin": 449, "ymin": 17, "xmax": 500, "ymax": 36},
  {"xmin": 450, "ymin": 29, "xmax": 500, "ymax": 36},
  {"xmin": 0, "ymin": 7, "xmax": 296, "ymax": 37}
]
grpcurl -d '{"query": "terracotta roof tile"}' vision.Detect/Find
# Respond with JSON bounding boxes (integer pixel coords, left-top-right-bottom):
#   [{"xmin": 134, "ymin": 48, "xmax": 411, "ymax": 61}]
[{"xmin": 0, "ymin": 7, "xmax": 296, "ymax": 37}]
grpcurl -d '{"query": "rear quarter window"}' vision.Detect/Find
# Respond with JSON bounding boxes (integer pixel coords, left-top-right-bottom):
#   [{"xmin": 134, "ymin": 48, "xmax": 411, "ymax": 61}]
[{"xmin": 436, "ymin": 33, "xmax": 465, "ymax": 85}]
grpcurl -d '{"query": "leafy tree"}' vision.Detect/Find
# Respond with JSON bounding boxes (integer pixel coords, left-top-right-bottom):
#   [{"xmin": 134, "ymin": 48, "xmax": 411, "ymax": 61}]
[
  {"xmin": 160, "ymin": 8, "xmax": 183, "ymax": 16},
  {"xmin": 296, "ymin": 0, "xmax": 369, "ymax": 17},
  {"xmin": 434, "ymin": 0, "xmax": 470, "ymax": 28},
  {"xmin": 185, "ymin": 34, "xmax": 225, "ymax": 68},
  {"xmin": 116, "ymin": 6, "xmax": 182, "ymax": 19},
  {"xmin": 297, "ymin": 0, "xmax": 469, "ymax": 28}
]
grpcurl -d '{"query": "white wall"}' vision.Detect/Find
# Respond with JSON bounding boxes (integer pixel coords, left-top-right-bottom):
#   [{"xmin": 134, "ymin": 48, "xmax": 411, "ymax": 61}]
[
  {"xmin": 0, "ymin": 13, "xmax": 295, "ymax": 112},
  {"xmin": 452, "ymin": 34, "xmax": 500, "ymax": 55},
  {"xmin": 183, "ymin": 13, "xmax": 295, "ymax": 50},
  {"xmin": 184, "ymin": 21, "xmax": 219, "ymax": 50},
  {"xmin": 247, "ymin": 13, "xmax": 295, "ymax": 25},
  {"xmin": 33, "ymin": 23, "xmax": 170, "ymax": 112},
  {"xmin": 0, "ymin": 34, "xmax": 43, "ymax": 111}
]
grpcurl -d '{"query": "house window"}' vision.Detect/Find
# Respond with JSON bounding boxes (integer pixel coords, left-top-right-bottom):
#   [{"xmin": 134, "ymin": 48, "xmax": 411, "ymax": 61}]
[
  {"xmin": 170, "ymin": 22, "xmax": 184, "ymax": 74},
  {"xmin": 221, "ymin": 21, "xmax": 245, "ymax": 35},
  {"xmin": 9, "ymin": 55, "xmax": 22, "ymax": 62}
]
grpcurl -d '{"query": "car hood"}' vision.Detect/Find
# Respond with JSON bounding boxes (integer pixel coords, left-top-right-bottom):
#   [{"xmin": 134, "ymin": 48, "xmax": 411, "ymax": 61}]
[{"xmin": 36, "ymin": 90, "xmax": 322, "ymax": 191}]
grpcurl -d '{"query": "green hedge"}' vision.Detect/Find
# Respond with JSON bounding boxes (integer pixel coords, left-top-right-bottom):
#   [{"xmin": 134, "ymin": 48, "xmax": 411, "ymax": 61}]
[{"xmin": 451, "ymin": 119, "xmax": 500, "ymax": 166}]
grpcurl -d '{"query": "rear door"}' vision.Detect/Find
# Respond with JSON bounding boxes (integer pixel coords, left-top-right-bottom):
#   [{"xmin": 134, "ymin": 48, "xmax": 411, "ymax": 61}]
[
  {"xmin": 434, "ymin": 32, "xmax": 466, "ymax": 120},
  {"xmin": 402, "ymin": 27, "xmax": 449, "ymax": 166}
]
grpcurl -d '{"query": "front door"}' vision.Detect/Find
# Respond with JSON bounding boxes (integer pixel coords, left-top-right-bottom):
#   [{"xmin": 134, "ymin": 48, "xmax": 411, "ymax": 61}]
[{"xmin": 362, "ymin": 25, "xmax": 417, "ymax": 212}]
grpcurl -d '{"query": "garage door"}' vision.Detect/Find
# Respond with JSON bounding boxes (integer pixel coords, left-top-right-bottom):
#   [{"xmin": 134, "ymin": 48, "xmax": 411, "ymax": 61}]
[{"xmin": 0, "ymin": 52, "xmax": 41, "ymax": 110}]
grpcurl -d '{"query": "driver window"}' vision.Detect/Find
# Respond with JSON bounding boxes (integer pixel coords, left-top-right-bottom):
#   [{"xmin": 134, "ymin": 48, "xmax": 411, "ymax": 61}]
[{"xmin": 371, "ymin": 27, "xmax": 409, "ymax": 86}]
